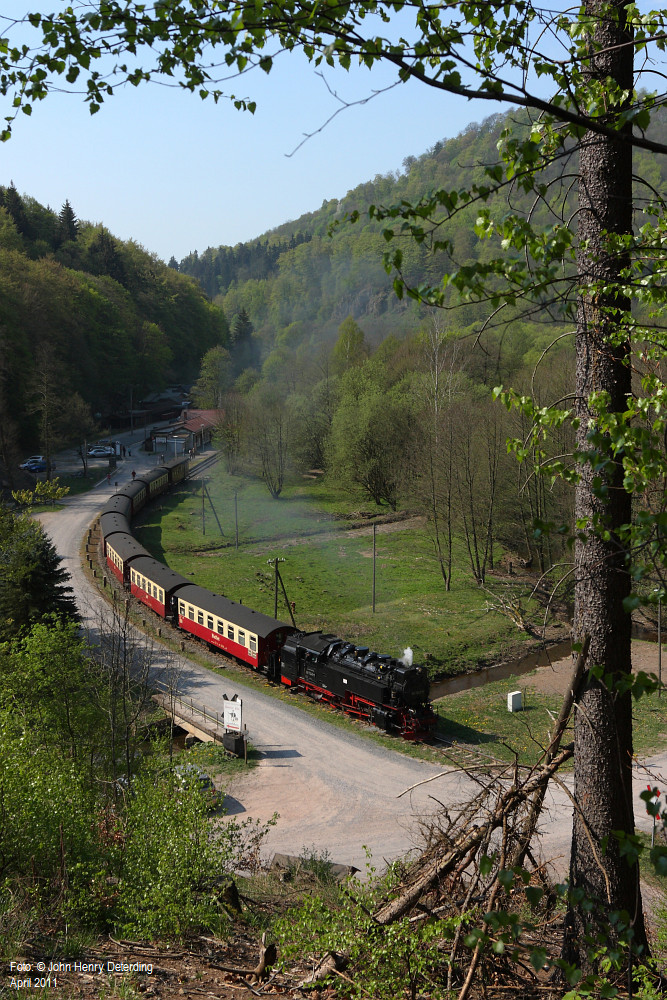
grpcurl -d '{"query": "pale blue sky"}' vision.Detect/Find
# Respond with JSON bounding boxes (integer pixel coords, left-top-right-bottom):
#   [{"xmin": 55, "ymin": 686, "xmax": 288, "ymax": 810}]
[{"xmin": 0, "ymin": 26, "xmax": 490, "ymax": 263}]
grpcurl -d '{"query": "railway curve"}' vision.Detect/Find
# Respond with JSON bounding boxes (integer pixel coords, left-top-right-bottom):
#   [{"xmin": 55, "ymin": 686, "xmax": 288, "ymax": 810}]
[{"xmin": 36, "ymin": 475, "xmax": 464, "ymax": 870}]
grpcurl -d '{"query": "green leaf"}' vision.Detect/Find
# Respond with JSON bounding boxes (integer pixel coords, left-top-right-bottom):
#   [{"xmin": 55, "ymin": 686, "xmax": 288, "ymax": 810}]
[
  {"xmin": 525, "ymin": 885, "xmax": 544, "ymax": 906},
  {"xmin": 529, "ymin": 947, "xmax": 548, "ymax": 972},
  {"xmin": 479, "ymin": 854, "xmax": 494, "ymax": 877}
]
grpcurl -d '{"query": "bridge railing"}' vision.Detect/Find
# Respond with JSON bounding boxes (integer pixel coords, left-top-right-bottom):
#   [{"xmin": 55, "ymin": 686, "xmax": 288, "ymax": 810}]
[{"xmin": 153, "ymin": 691, "xmax": 225, "ymax": 732}]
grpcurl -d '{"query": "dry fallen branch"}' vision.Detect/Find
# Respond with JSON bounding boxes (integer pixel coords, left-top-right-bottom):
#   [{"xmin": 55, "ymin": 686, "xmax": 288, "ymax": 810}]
[
  {"xmin": 375, "ymin": 638, "xmax": 591, "ymax": 929},
  {"xmin": 298, "ymin": 950, "xmax": 349, "ymax": 987},
  {"xmin": 374, "ymin": 744, "xmax": 572, "ymax": 926}
]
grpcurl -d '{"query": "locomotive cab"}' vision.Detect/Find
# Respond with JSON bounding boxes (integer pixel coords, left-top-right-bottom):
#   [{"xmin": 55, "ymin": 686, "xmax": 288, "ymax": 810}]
[{"xmin": 390, "ymin": 663, "xmax": 430, "ymax": 707}]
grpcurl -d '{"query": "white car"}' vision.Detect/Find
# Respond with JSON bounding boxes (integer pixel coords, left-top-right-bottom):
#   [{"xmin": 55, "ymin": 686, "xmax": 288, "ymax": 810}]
[
  {"xmin": 19, "ymin": 455, "xmax": 45, "ymax": 469},
  {"xmin": 88, "ymin": 446, "xmax": 115, "ymax": 457}
]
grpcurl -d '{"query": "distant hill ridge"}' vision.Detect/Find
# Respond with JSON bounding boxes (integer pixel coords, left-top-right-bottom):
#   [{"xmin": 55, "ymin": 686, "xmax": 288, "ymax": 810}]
[{"xmin": 175, "ymin": 104, "xmax": 667, "ymax": 352}]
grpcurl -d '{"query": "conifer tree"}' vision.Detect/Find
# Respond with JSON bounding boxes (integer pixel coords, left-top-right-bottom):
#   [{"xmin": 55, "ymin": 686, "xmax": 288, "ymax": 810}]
[
  {"xmin": 4, "ymin": 182, "xmax": 30, "ymax": 239},
  {"xmin": 230, "ymin": 308, "xmax": 257, "ymax": 376},
  {"xmin": 58, "ymin": 198, "xmax": 79, "ymax": 242},
  {"xmin": 0, "ymin": 506, "xmax": 77, "ymax": 640}
]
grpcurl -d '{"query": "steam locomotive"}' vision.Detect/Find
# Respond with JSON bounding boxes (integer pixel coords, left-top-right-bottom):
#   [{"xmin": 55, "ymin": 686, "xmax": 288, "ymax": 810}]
[{"xmin": 98, "ymin": 459, "xmax": 436, "ymax": 740}]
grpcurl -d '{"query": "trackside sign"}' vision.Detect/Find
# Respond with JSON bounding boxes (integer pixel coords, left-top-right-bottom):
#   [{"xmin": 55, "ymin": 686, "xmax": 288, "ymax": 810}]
[{"xmin": 224, "ymin": 698, "xmax": 243, "ymax": 733}]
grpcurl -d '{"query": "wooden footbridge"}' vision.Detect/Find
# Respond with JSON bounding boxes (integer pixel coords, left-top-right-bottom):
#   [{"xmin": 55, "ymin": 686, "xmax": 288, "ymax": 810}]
[{"xmin": 152, "ymin": 691, "xmax": 227, "ymax": 744}]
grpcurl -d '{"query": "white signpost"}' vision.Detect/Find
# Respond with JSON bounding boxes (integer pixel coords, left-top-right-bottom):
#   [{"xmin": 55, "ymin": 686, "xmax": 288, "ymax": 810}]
[{"xmin": 223, "ymin": 697, "xmax": 243, "ymax": 733}]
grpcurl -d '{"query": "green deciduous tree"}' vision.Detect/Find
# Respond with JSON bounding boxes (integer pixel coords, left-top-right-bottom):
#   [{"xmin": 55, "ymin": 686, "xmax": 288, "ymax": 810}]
[
  {"xmin": 12, "ymin": 476, "xmax": 70, "ymax": 508},
  {"xmin": 192, "ymin": 344, "xmax": 233, "ymax": 408},
  {"xmin": 247, "ymin": 383, "xmax": 291, "ymax": 497},
  {"xmin": 215, "ymin": 390, "xmax": 247, "ymax": 474},
  {"xmin": 331, "ymin": 315, "xmax": 369, "ymax": 375},
  {"xmin": 113, "ymin": 765, "xmax": 275, "ymax": 938},
  {"xmin": 329, "ymin": 364, "xmax": 414, "ymax": 510},
  {"xmin": 3, "ymin": 618, "xmax": 102, "ymax": 766}
]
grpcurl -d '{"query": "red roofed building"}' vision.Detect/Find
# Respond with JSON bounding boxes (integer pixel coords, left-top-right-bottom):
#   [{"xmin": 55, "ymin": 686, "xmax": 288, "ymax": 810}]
[{"xmin": 150, "ymin": 409, "xmax": 220, "ymax": 456}]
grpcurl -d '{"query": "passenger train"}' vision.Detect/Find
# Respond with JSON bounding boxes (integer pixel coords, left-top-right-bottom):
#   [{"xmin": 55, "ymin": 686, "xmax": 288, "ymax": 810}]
[{"xmin": 98, "ymin": 458, "xmax": 436, "ymax": 740}]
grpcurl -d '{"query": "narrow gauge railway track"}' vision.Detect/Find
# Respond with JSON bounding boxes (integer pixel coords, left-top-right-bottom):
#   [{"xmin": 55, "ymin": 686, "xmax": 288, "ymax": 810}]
[
  {"xmin": 185, "ymin": 454, "xmax": 220, "ymax": 478},
  {"xmin": 431, "ymin": 736, "xmax": 508, "ymax": 773}
]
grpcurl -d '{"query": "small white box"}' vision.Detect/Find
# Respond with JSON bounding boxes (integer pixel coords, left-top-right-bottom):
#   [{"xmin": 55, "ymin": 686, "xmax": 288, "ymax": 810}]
[{"xmin": 507, "ymin": 690, "xmax": 522, "ymax": 713}]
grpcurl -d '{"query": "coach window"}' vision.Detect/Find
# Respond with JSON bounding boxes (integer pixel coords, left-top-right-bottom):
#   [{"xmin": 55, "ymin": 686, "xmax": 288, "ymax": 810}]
[
  {"xmin": 249, "ymin": 636, "xmax": 257, "ymax": 655},
  {"xmin": 216, "ymin": 620, "xmax": 224, "ymax": 634},
  {"xmin": 178, "ymin": 601, "xmax": 185, "ymax": 616},
  {"xmin": 238, "ymin": 630, "xmax": 246, "ymax": 647},
  {"xmin": 197, "ymin": 611, "xmax": 204, "ymax": 625},
  {"xmin": 207, "ymin": 616, "xmax": 214, "ymax": 631},
  {"xmin": 227, "ymin": 625, "xmax": 234, "ymax": 641},
  {"xmin": 188, "ymin": 606, "xmax": 195, "ymax": 620}
]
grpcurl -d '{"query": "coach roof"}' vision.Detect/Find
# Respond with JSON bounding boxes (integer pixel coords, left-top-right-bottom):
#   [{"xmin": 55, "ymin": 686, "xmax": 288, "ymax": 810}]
[
  {"xmin": 106, "ymin": 533, "xmax": 149, "ymax": 562},
  {"xmin": 130, "ymin": 556, "xmax": 191, "ymax": 594},
  {"xmin": 175, "ymin": 584, "xmax": 292, "ymax": 638}
]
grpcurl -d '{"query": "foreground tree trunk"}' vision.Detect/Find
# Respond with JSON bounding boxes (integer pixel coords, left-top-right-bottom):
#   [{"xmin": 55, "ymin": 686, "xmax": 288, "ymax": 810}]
[{"xmin": 566, "ymin": 0, "xmax": 648, "ymax": 966}]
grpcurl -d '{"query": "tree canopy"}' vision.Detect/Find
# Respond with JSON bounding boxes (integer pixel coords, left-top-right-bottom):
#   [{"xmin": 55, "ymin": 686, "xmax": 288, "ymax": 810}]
[{"xmin": 0, "ymin": 184, "xmax": 229, "ymax": 452}]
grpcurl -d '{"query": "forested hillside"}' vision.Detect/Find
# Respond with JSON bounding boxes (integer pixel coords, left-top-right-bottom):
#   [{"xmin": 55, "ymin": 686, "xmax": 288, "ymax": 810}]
[
  {"xmin": 177, "ymin": 105, "xmax": 667, "ymax": 587},
  {"xmin": 0, "ymin": 185, "xmax": 229, "ymax": 465},
  {"xmin": 177, "ymin": 107, "xmax": 667, "ymax": 354}
]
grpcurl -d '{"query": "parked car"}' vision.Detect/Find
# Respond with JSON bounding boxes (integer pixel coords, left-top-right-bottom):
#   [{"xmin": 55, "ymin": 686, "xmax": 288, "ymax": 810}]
[
  {"xmin": 24, "ymin": 460, "xmax": 47, "ymax": 472},
  {"xmin": 19, "ymin": 455, "xmax": 45, "ymax": 469},
  {"xmin": 173, "ymin": 763, "xmax": 219, "ymax": 809},
  {"xmin": 88, "ymin": 446, "xmax": 115, "ymax": 457}
]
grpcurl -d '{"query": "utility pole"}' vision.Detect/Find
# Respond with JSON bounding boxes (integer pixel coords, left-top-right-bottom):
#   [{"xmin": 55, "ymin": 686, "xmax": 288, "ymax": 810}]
[
  {"xmin": 235, "ymin": 490, "xmax": 239, "ymax": 551},
  {"xmin": 268, "ymin": 557, "xmax": 286, "ymax": 619},
  {"xmin": 274, "ymin": 557, "xmax": 279, "ymax": 618},
  {"xmin": 202, "ymin": 479, "xmax": 205, "ymax": 536},
  {"xmin": 372, "ymin": 523, "xmax": 376, "ymax": 614},
  {"xmin": 655, "ymin": 587, "xmax": 662, "ymax": 698}
]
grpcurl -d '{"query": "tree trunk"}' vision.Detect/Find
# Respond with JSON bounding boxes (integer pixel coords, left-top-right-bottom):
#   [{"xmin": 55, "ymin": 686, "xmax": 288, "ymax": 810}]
[{"xmin": 565, "ymin": 0, "xmax": 648, "ymax": 967}]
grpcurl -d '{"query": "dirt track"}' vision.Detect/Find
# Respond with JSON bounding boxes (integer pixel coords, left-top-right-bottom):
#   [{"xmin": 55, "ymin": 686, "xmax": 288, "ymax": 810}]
[{"xmin": 523, "ymin": 637, "xmax": 664, "ymax": 696}]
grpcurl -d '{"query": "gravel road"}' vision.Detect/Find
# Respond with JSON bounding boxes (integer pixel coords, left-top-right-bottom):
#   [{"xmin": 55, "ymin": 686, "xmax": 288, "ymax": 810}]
[{"xmin": 36, "ymin": 475, "xmax": 667, "ymax": 878}]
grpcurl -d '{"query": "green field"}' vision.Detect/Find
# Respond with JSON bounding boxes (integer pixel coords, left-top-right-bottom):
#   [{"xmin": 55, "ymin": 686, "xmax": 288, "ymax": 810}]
[
  {"xmin": 433, "ymin": 676, "xmax": 667, "ymax": 766},
  {"xmin": 132, "ymin": 465, "xmax": 554, "ymax": 679}
]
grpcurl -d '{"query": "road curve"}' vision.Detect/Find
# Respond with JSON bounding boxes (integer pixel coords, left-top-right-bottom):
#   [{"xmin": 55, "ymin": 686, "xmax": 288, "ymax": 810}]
[
  {"xmin": 37, "ymin": 481, "xmax": 468, "ymax": 870},
  {"xmin": 36, "ymin": 477, "xmax": 667, "ymax": 876}
]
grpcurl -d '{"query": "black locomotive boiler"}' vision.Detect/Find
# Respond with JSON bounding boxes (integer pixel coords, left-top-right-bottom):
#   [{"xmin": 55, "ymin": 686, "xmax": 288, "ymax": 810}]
[{"xmin": 279, "ymin": 631, "xmax": 436, "ymax": 739}]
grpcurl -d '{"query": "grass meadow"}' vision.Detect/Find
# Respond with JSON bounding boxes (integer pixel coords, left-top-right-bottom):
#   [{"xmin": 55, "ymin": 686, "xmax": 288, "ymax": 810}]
[
  {"xmin": 132, "ymin": 466, "xmax": 543, "ymax": 679},
  {"xmin": 118, "ymin": 462, "xmax": 667, "ymax": 762}
]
